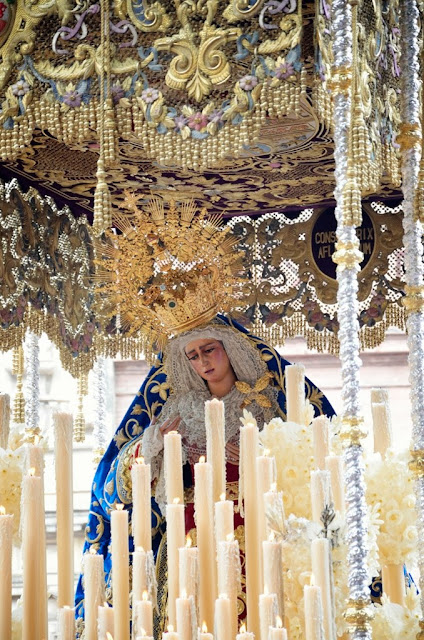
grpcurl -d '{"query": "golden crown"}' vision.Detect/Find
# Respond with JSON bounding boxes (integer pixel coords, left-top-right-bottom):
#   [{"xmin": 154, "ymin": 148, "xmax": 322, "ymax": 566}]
[{"xmin": 94, "ymin": 194, "xmax": 245, "ymax": 350}]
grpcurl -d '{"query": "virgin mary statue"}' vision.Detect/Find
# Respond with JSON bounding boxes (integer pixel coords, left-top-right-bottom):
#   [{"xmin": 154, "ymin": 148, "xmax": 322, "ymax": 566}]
[{"xmin": 74, "ymin": 199, "xmax": 335, "ymax": 637}]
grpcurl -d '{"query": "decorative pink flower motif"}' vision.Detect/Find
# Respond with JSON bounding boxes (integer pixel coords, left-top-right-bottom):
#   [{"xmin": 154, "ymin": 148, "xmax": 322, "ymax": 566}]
[
  {"xmin": 367, "ymin": 307, "xmax": 380, "ymax": 318},
  {"xmin": 63, "ymin": 91, "xmax": 82, "ymax": 107},
  {"xmin": 275, "ymin": 62, "xmax": 295, "ymax": 80},
  {"xmin": 239, "ymin": 75, "xmax": 258, "ymax": 91},
  {"xmin": 187, "ymin": 112, "xmax": 208, "ymax": 131},
  {"xmin": 141, "ymin": 88, "xmax": 159, "ymax": 103}
]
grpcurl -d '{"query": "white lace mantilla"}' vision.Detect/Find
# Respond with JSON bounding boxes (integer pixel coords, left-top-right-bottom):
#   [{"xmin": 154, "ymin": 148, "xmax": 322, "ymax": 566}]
[{"xmin": 142, "ymin": 384, "xmax": 279, "ymax": 514}]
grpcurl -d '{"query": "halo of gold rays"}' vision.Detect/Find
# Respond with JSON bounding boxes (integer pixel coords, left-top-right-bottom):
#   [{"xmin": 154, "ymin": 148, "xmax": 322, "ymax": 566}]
[{"xmin": 93, "ymin": 194, "xmax": 245, "ymax": 353}]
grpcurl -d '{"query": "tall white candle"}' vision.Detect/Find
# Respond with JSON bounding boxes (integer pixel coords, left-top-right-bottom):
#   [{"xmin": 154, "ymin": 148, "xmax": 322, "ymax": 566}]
[
  {"xmin": 370, "ymin": 387, "xmax": 389, "ymax": 405},
  {"xmin": 98, "ymin": 603, "xmax": 114, "ymax": 639},
  {"xmin": 22, "ymin": 470, "xmax": 42, "ymax": 640},
  {"xmin": 371, "ymin": 402, "xmax": 393, "ymax": 458},
  {"xmin": 310, "ymin": 470, "xmax": 332, "ymax": 525},
  {"xmin": 134, "ymin": 592, "xmax": 153, "ymax": 637},
  {"xmin": 179, "ymin": 536, "xmax": 198, "ymax": 599},
  {"xmin": 285, "ymin": 364, "xmax": 305, "ymax": 424},
  {"xmin": 311, "ymin": 416, "xmax": 330, "ymax": 470},
  {"xmin": 215, "ymin": 494, "xmax": 234, "ymax": 546},
  {"xmin": 132, "ymin": 457, "xmax": 152, "ymax": 551},
  {"xmin": 240, "ymin": 422, "xmax": 261, "ymax": 637},
  {"xmin": 205, "ymin": 398, "xmax": 226, "ymax": 502},
  {"xmin": 259, "ymin": 592, "xmax": 277, "ymax": 640},
  {"xmin": 167, "ymin": 499, "xmax": 185, "ymax": 627},
  {"xmin": 111, "ymin": 505, "xmax": 130, "ymax": 640},
  {"xmin": 58, "ymin": 605, "xmax": 75, "ymax": 640},
  {"xmin": 164, "ymin": 431, "xmax": 184, "ymax": 504},
  {"xmin": 304, "ymin": 585, "xmax": 325, "ymax": 640},
  {"xmin": 54, "ymin": 412, "xmax": 74, "ymax": 607},
  {"xmin": 215, "ymin": 594, "xmax": 232, "ymax": 640},
  {"xmin": 0, "ymin": 392, "xmax": 10, "ymax": 449},
  {"xmin": 217, "ymin": 537, "xmax": 240, "ymax": 640},
  {"xmin": 194, "ymin": 457, "xmax": 217, "ymax": 631},
  {"xmin": 176, "ymin": 592, "xmax": 194, "ymax": 640},
  {"xmin": 84, "ymin": 549, "xmax": 105, "ymax": 640},
  {"xmin": 257, "ymin": 451, "xmax": 276, "ymax": 545},
  {"xmin": 324, "ymin": 456, "xmax": 345, "ymax": 514},
  {"xmin": 25, "ymin": 438, "xmax": 48, "ymax": 640},
  {"xmin": 311, "ymin": 539, "xmax": 336, "ymax": 640},
  {"xmin": 263, "ymin": 536, "xmax": 284, "ymax": 622},
  {"xmin": 0, "ymin": 507, "xmax": 13, "ymax": 640}
]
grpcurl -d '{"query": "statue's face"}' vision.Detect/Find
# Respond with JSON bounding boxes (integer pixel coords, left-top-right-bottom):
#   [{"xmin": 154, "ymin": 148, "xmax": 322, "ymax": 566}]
[{"xmin": 184, "ymin": 338, "xmax": 232, "ymax": 384}]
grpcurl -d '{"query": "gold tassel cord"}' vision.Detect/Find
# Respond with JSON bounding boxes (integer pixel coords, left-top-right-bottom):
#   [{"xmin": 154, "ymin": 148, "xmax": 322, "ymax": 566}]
[
  {"xmin": 74, "ymin": 372, "xmax": 88, "ymax": 443},
  {"xmin": 12, "ymin": 344, "xmax": 25, "ymax": 425}
]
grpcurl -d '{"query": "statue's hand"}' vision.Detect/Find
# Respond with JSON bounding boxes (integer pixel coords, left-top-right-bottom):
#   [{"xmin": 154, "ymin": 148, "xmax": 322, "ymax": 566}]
[{"xmin": 158, "ymin": 415, "xmax": 181, "ymax": 436}]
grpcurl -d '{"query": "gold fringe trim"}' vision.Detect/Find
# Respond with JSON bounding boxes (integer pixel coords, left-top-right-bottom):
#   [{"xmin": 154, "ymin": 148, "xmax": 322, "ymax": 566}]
[{"xmin": 12, "ymin": 344, "xmax": 25, "ymax": 424}]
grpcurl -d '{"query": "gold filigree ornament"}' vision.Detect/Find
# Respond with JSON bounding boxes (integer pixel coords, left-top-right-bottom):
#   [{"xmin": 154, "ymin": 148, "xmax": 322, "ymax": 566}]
[
  {"xmin": 344, "ymin": 598, "xmax": 374, "ymax": 632},
  {"xmin": 94, "ymin": 195, "xmax": 246, "ymax": 353},
  {"xmin": 332, "ymin": 238, "xmax": 364, "ymax": 272},
  {"xmin": 339, "ymin": 416, "xmax": 367, "ymax": 446},
  {"xmin": 235, "ymin": 371, "xmax": 274, "ymax": 409},
  {"xmin": 409, "ymin": 449, "xmax": 424, "ymax": 478}
]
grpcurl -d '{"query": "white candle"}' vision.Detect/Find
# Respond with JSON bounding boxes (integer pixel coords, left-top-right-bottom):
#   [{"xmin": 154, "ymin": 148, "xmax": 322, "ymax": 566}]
[
  {"xmin": 310, "ymin": 470, "xmax": 332, "ymax": 525},
  {"xmin": 199, "ymin": 622, "xmax": 213, "ymax": 640},
  {"xmin": 134, "ymin": 592, "xmax": 153, "ymax": 637},
  {"xmin": 311, "ymin": 416, "xmax": 330, "ymax": 470},
  {"xmin": 240, "ymin": 422, "xmax": 261, "ymax": 637},
  {"xmin": 311, "ymin": 539, "xmax": 336, "ymax": 640},
  {"xmin": 195, "ymin": 457, "xmax": 217, "ymax": 631},
  {"xmin": 0, "ymin": 392, "xmax": 10, "ymax": 449},
  {"xmin": 176, "ymin": 592, "xmax": 194, "ymax": 640},
  {"xmin": 111, "ymin": 505, "xmax": 130, "ymax": 640},
  {"xmin": 164, "ymin": 431, "xmax": 184, "ymax": 504},
  {"xmin": 0, "ymin": 507, "xmax": 13, "ymax": 640},
  {"xmin": 54, "ymin": 412, "xmax": 74, "ymax": 607},
  {"xmin": 324, "ymin": 456, "xmax": 345, "ymax": 514},
  {"xmin": 215, "ymin": 594, "xmax": 232, "ymax": 640},
  {"xmin": 285, "ymin": 364, "xmax": 305, "ymax": 424},
  {"xmin": 262, "ymin": 537, "xmax": 284, "ymax": 622},
  {"xmin": 259, "ymin": 592, "xmax": 277, "ymax": 640},
  {"xmin": 217, "ymin": 537, "xmax": 240, "ymax": 640},
  {"xmin": 167, "ymin": 499, "xmax": 185, "ymax": 627},
  {"xmin": 162, "ymin": 624, "xmax": 180, "ymax": 640},
  {"xmin": 370, "ymin": 387, "xmax": 389, "ymax": 404},
  {"xmin": 84, "ymin": 549, "xmax": 105, "ymax": 640},
  {"xmin": 205, "ymin": 398, "xmax": 226, "ymax": 502},
  {"xmin": 98, "ymin": 603, "xmax": 114, "ymax": 639},
  {"xmin": 269, "ymin": 618, "xmax": 287, "ymax": 640},
  {"xmin": 215, "ymin": 494, "xmax": 234, "ymax": 546},
  {"xmin": 257, "ymin": 452, "xmax": 276, "ymax": 545},
  {"xmin": 371, "ymin": 402, "xmax": 393, "ymax": 458},
  {"xmin": 58, "ymin": 605, "xmax": 75, "ymax": 640},
  {"xmin": 25, "ymin": 438, "xmax": 48, "ymax": 639},
  {"xmin": 179, "ymin": 536, "xmax": 198, "ymax": 599},
  {"xmin": 304, "ymin": 585, "xmax": 325, "ymax": 640},
  {"xmin": 236, "ymin": 624, "xmax": 254, "ymax": 640},
  {"xmin": 133, "ymin": 547, "xmax": 148, "ymax": 604},
  {"xmin": 22, "ymin": 470, "xmax": 42, "ymax": 640},
  {"xmin": 132, "ymin": 457, "xmax": 152, "ymax": 551}
]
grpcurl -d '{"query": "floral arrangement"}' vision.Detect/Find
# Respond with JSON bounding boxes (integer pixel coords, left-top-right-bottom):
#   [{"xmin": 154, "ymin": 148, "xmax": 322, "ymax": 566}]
[
  {"xmin": 0, "ymin": 441, "xmax": 24, "ymax": 538},
  {"xmin": 260, "ymin": 416, "xmax": 314, "ymax": 519},
  {"xmin": 371, "ymin": 591, "xmax": 420, "ymax": 639},
  {"xmin": 365, "ymin": 449, "xmax": 418, "ymax": 566}
]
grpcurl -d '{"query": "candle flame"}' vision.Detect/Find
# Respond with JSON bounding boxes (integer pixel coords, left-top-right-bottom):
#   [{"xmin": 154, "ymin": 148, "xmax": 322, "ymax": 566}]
[
  {"xmin": 116, "ymin": 504, "xmax": 124, "ymax": 511},
  {"xmin": 186, "ymin": 534, "xmax": 192, "ymax": 548},
  {"xmin": 0, "ymin": 506, "xmax": 5, "ymax": 516},
  {"xmin": 168, "ymin": 430, "xmax": 178, "ymax": 435},
  {"xmin": 142, "ymin": 591, "xmax": 149, "ymax": 601},
  {"xmin": 89, "ymin": 547, "xmax": 97, "ymax": 555},
  {"xmin": 219, "ymin": 593, "xmax": 228, "ymax": 599},
  {"xmin": 106, "ymin": 634, "xmax": 114, "ymax": 640},
  {"xmin": 173, "ymin": 497, "xmax": 180, "ymax": 505},
  {"xmin": 268, "ymin": 531, "xmax": 275, "ymax": 542},
  {"xmin": 310, "ymin": 574, "xmax": 315, "ymax": 587},
  {"xmin": 135, "ymin": 546, "xmax": 145, "ymax": 552},
  {"xmin": 28, "ymin": 467, "xmax": 36, "ymax": 476},
  {"xmin": 276, "ymin": 617, "xmax": 282, "ymax": 628},
  {"xmin": 240, "ymin": 624, "xmax": 246, "ymax": 634},
  {"xmin": 104, "ymin": 602, "xmax": 109, "ymax": 607},
  {"xmin": 141, "ymin": 628, "xmax": 147, "ymax": 637},
  {"xmin": 34, "ymin": 435, "xmax": 40, "ymax": 446},
  {"xmin": 181, "ymin": 589, "xmax": 187, "ymax": 598},
  {"xmin": 226, "ymin": 533, "xmax": 234, "ymax": 542},
  {"xmin": 264, "ymin": 585, "xmax": 269, "ymax": 595},
  {"xmin": 136, "ymin": 456, "xmax": 145, "ymax": 465},
  {"xmin": 202, "ymin": 622, "xmax": 208, "ymax": 633},
  {"xmin": 199, "ymin": 456, "xmax": 206, "ymax": 463},
  {"xmin": 271, "ymin": 482, "xmax": 277, "ymax": 492},
  {"xmin": 167, "ymin": 626, "xmax": 174, "ymax": 633},
  {"xmin": 219, "ymin": 493, "xmax": 226, "ymax": 501},
  {"xmin": 264, "ymin": 449, "xmax": 270, "ymax": 457}
]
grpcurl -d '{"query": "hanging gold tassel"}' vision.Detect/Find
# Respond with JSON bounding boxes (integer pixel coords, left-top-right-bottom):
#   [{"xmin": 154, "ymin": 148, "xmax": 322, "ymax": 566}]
[
  {"xmin": 12, "ymin": 345, "xmax": 25, "ymax": 425},
  {"xmin": 74, "ymin": 372, "xmax": 88, "ymax": 442}
]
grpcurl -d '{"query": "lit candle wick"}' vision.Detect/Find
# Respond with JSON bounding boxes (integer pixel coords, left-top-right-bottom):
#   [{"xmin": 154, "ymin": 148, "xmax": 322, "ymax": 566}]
[
  {"xmin": 202, "ymin": 622, "xmax": 208, "ymax": 633},
  {"xmin": 136, "ymin": 456, "xmax": 145, "ymax": 465},
  {"xmin": 199, "ymin": 455, "xmax": 206, "ymax": 463},
  {"xmin": 0, "ymin": 505, "xmax": 5, "ymax": 516}
]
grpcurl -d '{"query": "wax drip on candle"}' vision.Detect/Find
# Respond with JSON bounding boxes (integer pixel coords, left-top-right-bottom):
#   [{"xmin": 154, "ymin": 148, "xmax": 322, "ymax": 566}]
[
  {"xmin": 186, "ymin": 534, "xmax": 192, "ymax": 548},
  {"xmin": 276, "ymin": 616, "xmax": 282, "ymax": 629},
  {"xmin": 202, "ymin": 622, "xmax": 208, "ymax": 633},
  {"xmin": 0, "ymin": 505, "xmax": 5, "ymax": 515}
]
